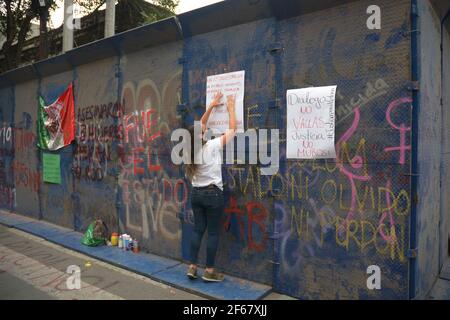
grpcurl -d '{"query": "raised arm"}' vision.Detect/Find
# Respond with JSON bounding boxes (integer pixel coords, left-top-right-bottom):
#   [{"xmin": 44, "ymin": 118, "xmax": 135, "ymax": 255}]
[
  {"xmin": 221, "ymin": 94, "xmax": 237, "ymax": 147},
  {"xmin": 201, "ymin": 91, "xmax": 223, "ymax": 132}
]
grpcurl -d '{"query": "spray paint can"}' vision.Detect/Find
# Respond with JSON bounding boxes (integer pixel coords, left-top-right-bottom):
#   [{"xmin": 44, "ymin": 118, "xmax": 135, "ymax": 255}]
[
  {"xmin": 133, "ymin": 240, "xmax": 139, "ymax": 253},
  {"xmin": 123, "ymin": 235, "xmax": 129, "ymax": 251},
  {"xmin": 127, "ymin": 237, "xmax": 132, "ymax": 251},
  {"xmin": 121, "ymin": 234, "xmax": 125, "ymax": 250},
  {"xmin": 118, "ymin": 235, "xmax": 123, "ymax": 249}
]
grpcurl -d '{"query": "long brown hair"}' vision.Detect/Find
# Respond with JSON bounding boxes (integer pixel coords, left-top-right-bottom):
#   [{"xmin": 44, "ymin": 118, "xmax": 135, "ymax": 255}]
[{"xmin": 184, "ymin": 124, "xmax": 205, "ymax": 181}]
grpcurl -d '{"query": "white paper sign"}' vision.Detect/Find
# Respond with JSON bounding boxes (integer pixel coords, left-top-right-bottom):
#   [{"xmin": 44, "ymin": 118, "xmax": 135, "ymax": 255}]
[
  {"xmin": 286, "ymin": 85, "xmax": 337, "ymax": 159},
  {"xmin": 206, "ymin": 70, "xmax": 245, "ymax": 133}
]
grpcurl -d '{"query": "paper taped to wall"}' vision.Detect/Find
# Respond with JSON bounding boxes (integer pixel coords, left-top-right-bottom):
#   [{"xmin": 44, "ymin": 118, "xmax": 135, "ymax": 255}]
[
  {"xmin": 206, "ymin": 70, "xmax": 245, "ymax": 134},
  {"xmin": 286, "ymin": 85, "xmax": 337, "ymax": 159}
]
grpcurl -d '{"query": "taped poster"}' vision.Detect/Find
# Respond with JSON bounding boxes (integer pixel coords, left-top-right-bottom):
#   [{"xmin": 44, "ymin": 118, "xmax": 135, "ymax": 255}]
[
  {"xmin": 286, "ymin": 85, "xmax": 337, "ymax": 159},
  {"xmin": 206, "ymin": 70, "xmax": 245, "ymax": 133},
  {"xmin": 43, "ymin": 152, "xmax": 61, "ymax": 184}
]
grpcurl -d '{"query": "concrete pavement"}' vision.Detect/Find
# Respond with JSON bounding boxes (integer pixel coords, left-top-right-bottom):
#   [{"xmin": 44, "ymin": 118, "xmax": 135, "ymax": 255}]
[
  {"xmin": 0, "ymin": 224, "xmax": 292, "ymax": 300},
  {"xmin": 0, "ymin": 225, "xmax": 203, "ymax": 300}
]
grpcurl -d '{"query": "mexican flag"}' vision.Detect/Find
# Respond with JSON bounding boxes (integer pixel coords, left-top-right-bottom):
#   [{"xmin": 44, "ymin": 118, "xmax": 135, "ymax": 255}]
[{"xmin": 37, "ymin": 83, "xmax": 75, "ymax": 150}]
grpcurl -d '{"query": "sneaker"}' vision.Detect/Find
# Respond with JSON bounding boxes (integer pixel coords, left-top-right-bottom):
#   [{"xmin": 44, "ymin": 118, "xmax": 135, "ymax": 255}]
[
  {"xmin": 202, "ymin": 270, "xmax": 225, "ymax": 282},
  {"xmin": 186, "ymin": 266, "xmax": 197, "ymax": 280}
]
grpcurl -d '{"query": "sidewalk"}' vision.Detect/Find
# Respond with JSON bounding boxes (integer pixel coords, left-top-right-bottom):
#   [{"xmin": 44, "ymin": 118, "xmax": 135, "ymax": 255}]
[
  {"xmin": 3, "ymin": 210, "xmax": 449, "ymax": 300},
  {"xmin": 427, "ymin": 260, "xmax": 450, "ymax": 299},
  {"xmin": 0, "ymin": 224, "xmax": 203, "ymax": 300},
  {"xmin": 0, "ymin": 210, "xmax": 276, "ymax": 300}
]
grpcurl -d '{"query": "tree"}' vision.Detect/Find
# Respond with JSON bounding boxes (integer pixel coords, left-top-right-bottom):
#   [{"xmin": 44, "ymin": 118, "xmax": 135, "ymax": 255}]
[
  {"xmin": 115, "ymin": 0, "xmax": 179, "ymax": 33},
  {"xmin": 0, "ymin": 0, "xmax": 57, "ymax": 70},
  {"xmin": 0, "ymin": 0, "xmax": 179, "ymax": 72},
  {"xmin": 152, "ymin": 0, "xmax": 179, "ymax": 13},
  {"xmin": 32, "ymin": 0, "xmax": 58, "ymax": 61},
  {"xmin": 75, "ymin": 0, "xmax": 179, "ymax": 14},
  {"xmin": 1, "ymin": 1, "xmax": 35, "ymax": 70}
]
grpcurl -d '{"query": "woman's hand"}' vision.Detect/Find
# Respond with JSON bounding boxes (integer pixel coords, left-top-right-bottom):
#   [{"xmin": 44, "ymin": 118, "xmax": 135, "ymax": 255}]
[
  {"xmin": 226, "ymin": 94, "xmax": 236, "ymax": 111},
  {"xmin": 220, "ymin": 94, "xmax": 237, "ymax": 147},
  {"xmin": 201, "ymin": 91, "xmax": 224, "ymax": 133},
  {"xmin": 210, "ymin": 91, "xmax": 224, "ymax": 108}
]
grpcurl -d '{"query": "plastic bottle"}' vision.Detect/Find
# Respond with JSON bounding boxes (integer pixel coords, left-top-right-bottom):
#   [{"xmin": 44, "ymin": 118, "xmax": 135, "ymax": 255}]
[
  {"xmin": 123, "ymin": 235, "xmax": 128, "ymax": 251},
  {"xmin": 118, "ymin": 235, "xmax": 123, "ymax": 248}
]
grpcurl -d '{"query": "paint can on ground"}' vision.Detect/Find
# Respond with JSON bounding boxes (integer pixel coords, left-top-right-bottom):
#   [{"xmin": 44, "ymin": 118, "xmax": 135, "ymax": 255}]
[
  {"xmin": 111, "ymin": 233, "xmax": 118, "ymax": 246},
  {"xmin": 123, "ymin": 235, "xmax": 129, "ymax": 251},
  {"xmin": 133, "ymin": 240, "xmax": 139, "ymax": 253},
  {"xmin": 128, "ymin": 238, "xmax": 133, "ymax": 251}
]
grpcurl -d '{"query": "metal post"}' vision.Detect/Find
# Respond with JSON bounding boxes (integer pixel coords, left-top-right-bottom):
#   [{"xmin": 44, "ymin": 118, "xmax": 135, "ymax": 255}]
[
  {"xmin": 105, "ymin": 0, "xmax": 116, "ymax": 38},
  {"xmin": 409, "ymin": 0, "xmax": 420, "ymax": 300},
  {"xmin": 63, "ymin": 0, "xmax": 74, "ymax": 52}
]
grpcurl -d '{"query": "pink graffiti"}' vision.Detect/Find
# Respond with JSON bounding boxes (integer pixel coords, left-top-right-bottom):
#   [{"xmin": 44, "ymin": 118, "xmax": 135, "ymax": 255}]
[
  {"xmin": 384, "ymin": 97, "xmax": 412, "ymax": 165},
  {"xmin": 335, "ymin": 107, "xmax": 371, "ymax": 232}
]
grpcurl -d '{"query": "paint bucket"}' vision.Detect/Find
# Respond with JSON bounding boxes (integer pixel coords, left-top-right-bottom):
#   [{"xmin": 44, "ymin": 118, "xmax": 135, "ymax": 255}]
[{"xmin": 111, "ymin": 233, "xmax": 119, "ymax": 246}]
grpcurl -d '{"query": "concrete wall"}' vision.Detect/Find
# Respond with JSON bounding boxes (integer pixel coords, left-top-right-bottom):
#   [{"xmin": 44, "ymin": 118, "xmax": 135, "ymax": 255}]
[
  {"xmin": 0, "ymin": 0, "xmax": 425, "ymax": 299},
  {"xmin": 440, "ymin": 12, "xmax": 450, "ymax": 276},
  {"xmin": 414, "ymin": 0, "xmax": 444, "ymax": 298}
]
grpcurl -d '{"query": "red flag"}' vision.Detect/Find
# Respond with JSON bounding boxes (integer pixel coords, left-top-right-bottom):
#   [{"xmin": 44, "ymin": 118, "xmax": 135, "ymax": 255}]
[{"xmin": 37, "ymin": 83, "xmax": 75, "ymax": 150}]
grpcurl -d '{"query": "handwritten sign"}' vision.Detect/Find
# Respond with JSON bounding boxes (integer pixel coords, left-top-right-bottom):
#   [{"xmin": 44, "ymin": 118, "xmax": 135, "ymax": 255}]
[
  {"xmin": 43, "ymin": 152, "xmax": 61, "ymax": 184},
  {"xmin": 286, "ymin": 85, "xmax": 337, "ymax": 159},
  {"xmin": 206, "ymin": 70, "xmax": 245, "ymax": 133}
]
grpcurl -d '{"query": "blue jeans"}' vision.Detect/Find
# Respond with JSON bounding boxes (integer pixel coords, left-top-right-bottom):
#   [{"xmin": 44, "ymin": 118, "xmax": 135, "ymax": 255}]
[{"xmin": 190, "ymin": 185, "xmax": 224, "ymax": 268}]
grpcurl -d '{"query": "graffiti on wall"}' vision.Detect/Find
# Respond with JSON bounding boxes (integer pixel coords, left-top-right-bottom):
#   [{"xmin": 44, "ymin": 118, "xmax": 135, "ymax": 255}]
[
  {"xmin": 117, "ymin": 72, "xmax": 185, "ymax": 257},
  {"xmin": 0, "ymin": 0, "xmax": 415, "ymax": 299},
  {"xmin": 73, "ymin": 102, "xmax": 124, "ymax": 181},
  {"xmin": 0, "ymin": 122, "xmax": 15, "ymax": 209}
]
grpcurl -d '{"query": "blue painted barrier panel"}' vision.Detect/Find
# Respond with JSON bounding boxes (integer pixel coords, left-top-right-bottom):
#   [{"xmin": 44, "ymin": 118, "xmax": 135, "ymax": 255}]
[
  {"xmin": 3, "ymin": 0, "xmax": 443, "ymax": 300},
  {"xmin": 153, "ymin": 264, "xmax": 271, "ymax": 300}
]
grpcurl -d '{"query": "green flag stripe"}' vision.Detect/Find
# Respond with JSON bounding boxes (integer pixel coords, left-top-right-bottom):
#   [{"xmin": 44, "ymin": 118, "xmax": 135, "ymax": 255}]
[{"xmin": 37, "ymin": 96, "xmax": 50, "ymax": 150}]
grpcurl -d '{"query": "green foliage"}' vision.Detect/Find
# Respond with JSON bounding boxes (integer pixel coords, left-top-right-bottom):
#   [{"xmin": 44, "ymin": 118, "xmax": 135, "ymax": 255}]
[
  {"xmin": 74, "ymin": 0, "xmax": 105, "ymax": 13},
  {"xmin": 115, "ymin": 0, "xmax": 179, "ymax": 32},
  {"xmin": 0, "ymin": 0, "xmax": 58, "ymax": 43},
  {"xmin": 0, "ymin": 0, "xmax": 179, "ymax": 71},
  {"xmin": 0, "ymin": 0, "xmax": 179, "ymax": 40},
  {"xmin": 152, "ymin": 0, "xmax": 179, "ymax": 13}
]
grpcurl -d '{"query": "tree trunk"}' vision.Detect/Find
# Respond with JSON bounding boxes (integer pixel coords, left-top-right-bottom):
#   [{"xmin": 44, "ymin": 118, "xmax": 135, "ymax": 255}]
[
  {"xmin": 38, "ymin": 7, "xmax": 49, "ymax": 60},
  {"xmin": 15, "ymin": 10, "xmax": 35, "ymax": 66},
  {"xmin": 2, "ymin": 0, "xmax": 15, "ymax": 70}
]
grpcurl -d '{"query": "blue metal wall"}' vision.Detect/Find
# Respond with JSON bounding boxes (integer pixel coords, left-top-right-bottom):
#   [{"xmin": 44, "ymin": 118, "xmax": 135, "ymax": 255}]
[
  {"xmin": 13, "ymin": 80, "xmax": 40, "ymax": 219},
  {"xmin": 182, "ymin": 17, "xmax": 278, "ymax": 286},
  {"xmin": 269, "ymin": 0, "xmax": 412, "ymax": 299},
  {"xmin": 0, "ymin": 0, "xmax": 427, "ymax": 299},
  {"xmin": 0, "ymin": 87, "xmax": 15, "ymax": 211}
]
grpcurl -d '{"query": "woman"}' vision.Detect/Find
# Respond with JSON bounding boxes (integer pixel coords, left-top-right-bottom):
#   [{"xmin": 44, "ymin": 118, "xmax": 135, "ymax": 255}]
[{"xmin": 184, "ymin": 91, "xmax": 237, "ymax": 282}]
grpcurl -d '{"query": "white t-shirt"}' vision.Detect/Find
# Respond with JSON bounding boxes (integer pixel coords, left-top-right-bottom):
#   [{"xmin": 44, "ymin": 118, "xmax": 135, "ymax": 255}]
[{"xmin": 191, "ymin": 137, "xmax": 223, "ymax": 190}]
